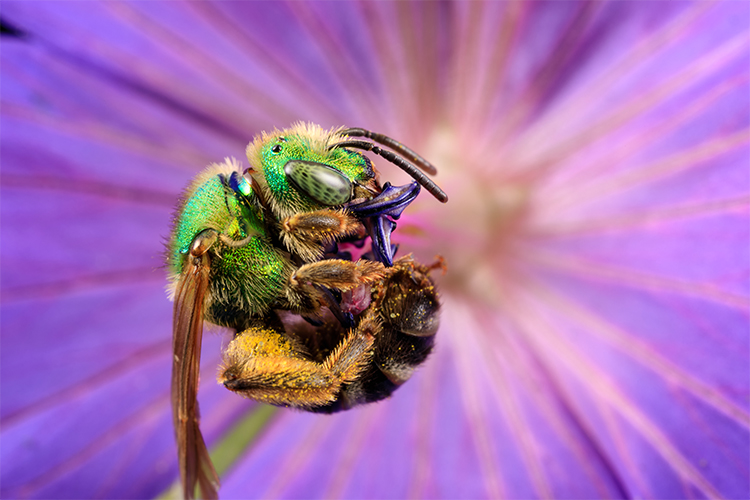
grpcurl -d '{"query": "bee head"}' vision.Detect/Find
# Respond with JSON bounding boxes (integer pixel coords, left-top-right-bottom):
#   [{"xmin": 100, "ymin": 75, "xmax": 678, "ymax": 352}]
[{"xmin": 246, "ymin": 123, "xmax": 378, "ymax": 220}]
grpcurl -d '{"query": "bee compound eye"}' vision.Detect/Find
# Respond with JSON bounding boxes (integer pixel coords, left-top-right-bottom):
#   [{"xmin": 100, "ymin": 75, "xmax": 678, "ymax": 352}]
[{"xmin": 283, "ymin": 160, "xmax": 353, "ymax": 206}]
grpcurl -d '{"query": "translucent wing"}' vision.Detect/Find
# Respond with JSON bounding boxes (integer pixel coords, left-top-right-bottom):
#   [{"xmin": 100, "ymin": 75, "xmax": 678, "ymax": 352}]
[{"xmin": 172, "ymin": 252, "xmax": 219, "ymax": 500}]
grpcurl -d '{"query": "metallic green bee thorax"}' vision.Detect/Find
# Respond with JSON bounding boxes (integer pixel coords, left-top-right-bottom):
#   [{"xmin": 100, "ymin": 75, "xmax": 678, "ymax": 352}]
[
  {"xmin": 169, "ymin": 174, "xmax": 233, "ymax": 275},
  {"xmin": 168, "ymin": 161, "xmax": 293, "ymax": 326},
  {"xmin": 206, "ymin": 235, "xmax": 293, "ymax": 324},
  {"xmin": 169, "ymin": 164, "xmax": 265, "ymax": 275}
]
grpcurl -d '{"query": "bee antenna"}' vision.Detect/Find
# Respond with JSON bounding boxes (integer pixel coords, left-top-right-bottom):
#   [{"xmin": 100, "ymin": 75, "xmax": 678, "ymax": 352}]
[
  {"xmin": 338, "ymin": 128, "xmax": 438, "ymax": 175},
  {"xmin": 329, "ymin": 139, "xmax": 448, "ymax": 203}
]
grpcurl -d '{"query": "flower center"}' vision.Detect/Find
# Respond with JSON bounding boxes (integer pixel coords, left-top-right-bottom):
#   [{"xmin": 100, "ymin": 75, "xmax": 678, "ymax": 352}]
[{"xmin": 414, "ymin": 127, "xmax": 533, "ymax": 304}]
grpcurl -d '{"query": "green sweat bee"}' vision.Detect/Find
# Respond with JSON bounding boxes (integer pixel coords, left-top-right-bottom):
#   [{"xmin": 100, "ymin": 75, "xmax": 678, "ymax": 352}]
[{"xmin": 167, "ymin": 123, "xmax": 447, "ymax": 499}]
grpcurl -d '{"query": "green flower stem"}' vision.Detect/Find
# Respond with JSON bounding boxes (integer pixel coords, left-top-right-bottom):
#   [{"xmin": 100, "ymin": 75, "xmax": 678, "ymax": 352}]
[{"xmin": 158, "ymin": 404, "xmax": 278, "ymax": 499}]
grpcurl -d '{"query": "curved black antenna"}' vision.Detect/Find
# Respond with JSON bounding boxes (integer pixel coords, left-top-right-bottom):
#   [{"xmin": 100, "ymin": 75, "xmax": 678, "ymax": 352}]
[
  {"xmin": 339, "ymin": 128, "xmax": 438, "ymax": 175},
  {"xmin": 330, "ymin": 140, "xmax": 448, "ymax": 203}
]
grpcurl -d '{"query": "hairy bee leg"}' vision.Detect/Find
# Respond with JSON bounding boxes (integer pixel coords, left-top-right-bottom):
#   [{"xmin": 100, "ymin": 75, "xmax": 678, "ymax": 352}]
[
  {"xmin": 309, "ymin": 256, "xmax": 444, "ymax": 413},
  {"xmin": 314, "ymin": 285, "xmax": 355, "ymax": 328},
  {"xmin": 219, "ymin": 314, "xmax": 379, "ymax": 408},
  {"xmin": 279, "ymin": 209, "xmax": 366, "ymax": 262},
  {"xmin": 288, "ymin": 258, "xmax": 385, "ymax": 298},
  {"xmin": 284, "ymin": 258, "xmax": 385, "ymax": 314},
  {"xmin": 282, "ymin": 209, "xmax": 364, "ymax": 240}
]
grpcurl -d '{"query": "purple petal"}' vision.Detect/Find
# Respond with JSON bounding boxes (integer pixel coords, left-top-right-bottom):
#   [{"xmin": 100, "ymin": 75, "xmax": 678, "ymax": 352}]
[{"xmin": 1, "ymin": 1, "xmax": 748, "ymax": 499}]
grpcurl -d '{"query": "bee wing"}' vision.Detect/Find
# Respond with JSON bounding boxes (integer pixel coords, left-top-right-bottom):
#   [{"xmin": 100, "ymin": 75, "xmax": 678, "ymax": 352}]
[{"xmin": 172, "ymin": 253, "xmax": 219, "ymax": 500}]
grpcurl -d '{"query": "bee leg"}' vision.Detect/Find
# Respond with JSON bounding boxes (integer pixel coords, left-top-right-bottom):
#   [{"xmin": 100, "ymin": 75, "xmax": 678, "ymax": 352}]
[
  {"xmin": 324, "ymin": 320, "xmax": 437, "ymax": 411},
  {"xmin": 285, "ymin": 258, "xmax": 385, "ymax": 313},
  {"xmin": 219, "ymin": 313, "xmax": 379, "ymax": 409},
  {"xmin": 314, "ymin": 285, "xmax": 355, "ymax": 329},
  {"xmin": 312, "ymin": 256, "xmax": 444, "ymax": 412},
  {"xmin": 279, "ymin": 209, "xmax": 366, "ymax": 262}
]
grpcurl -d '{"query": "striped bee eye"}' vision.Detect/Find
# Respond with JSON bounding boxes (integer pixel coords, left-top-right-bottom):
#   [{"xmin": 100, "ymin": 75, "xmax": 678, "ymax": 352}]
[{"xmin": 284, "ymin": 160, "xmax": 353, "ymax": 206}]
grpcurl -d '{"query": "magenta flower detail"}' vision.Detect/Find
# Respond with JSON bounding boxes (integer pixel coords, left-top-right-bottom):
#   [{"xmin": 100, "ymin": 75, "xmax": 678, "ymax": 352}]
[{"xmin": 2, "ymin": 2, "xmax": 748, "ymax": 499}]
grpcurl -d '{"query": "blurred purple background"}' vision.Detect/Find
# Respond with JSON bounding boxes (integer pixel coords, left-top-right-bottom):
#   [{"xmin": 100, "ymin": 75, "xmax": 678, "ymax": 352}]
[{"xmin": 1, "ymin": 2, "xmax": 748, "ymax": 498}]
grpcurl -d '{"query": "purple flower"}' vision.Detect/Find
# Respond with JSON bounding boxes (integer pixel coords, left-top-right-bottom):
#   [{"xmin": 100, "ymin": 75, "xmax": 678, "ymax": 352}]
[{"xmin": 2, "ymin": 1, "xmax": 748, "ymax": 498}]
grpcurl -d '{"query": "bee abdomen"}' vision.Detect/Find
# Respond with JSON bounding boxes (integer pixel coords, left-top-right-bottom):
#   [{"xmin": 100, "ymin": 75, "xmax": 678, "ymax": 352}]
[
  {"xmin": 374, "ymin": 328, "xmax": 435, "ymax": 386},
  {"xmin": 310, "ymin": 330, "xmax": 435, "ymax": 414}
]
